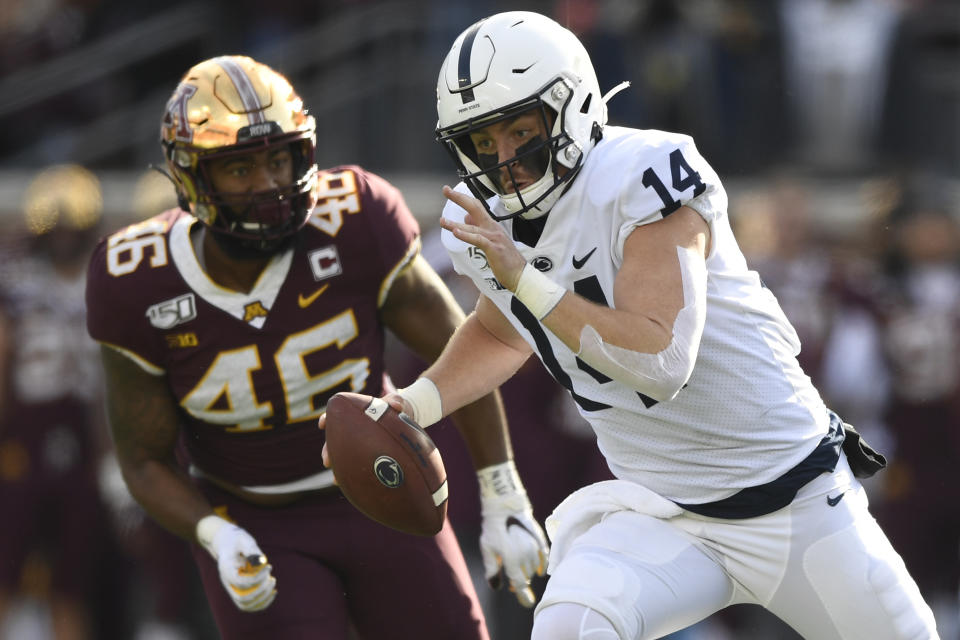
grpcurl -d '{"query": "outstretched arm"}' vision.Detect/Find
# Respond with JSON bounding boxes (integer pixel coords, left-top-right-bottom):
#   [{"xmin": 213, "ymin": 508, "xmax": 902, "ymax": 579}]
[
  {"xmin": 439, "ymin": 185, "xmax": 711, "ymax": 402},
  {"xmin": 378, "ymin": 253, "xmax": 547, "ymax": 607},
  {"xmin": 379, "ymin": 253, "xmax": 531, "ymax": 467}
]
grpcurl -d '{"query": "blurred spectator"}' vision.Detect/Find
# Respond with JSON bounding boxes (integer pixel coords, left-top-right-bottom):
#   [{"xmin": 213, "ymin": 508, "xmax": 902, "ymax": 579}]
[
  {"xmin": 0, "ymin": 164, "xmax": 108, "ymax": 640},
  {"xmin": 778, "ymin": 0, "xmax": 903, "ymax": 173},
  {"xmin": 733, "ymin": 176, "xmax": 840, "ymax": 378},
  {"xmin": 880, "ymin": 0, "xmax": 960, "ymax": 176},
  {"xmin": 705, "ymin": 0, "xmax": 788, "ymax": 174},
  {"xmin": 0, "ymin": 165, "xmax": 214, "ymax": 640},
  {"xmin": 613, "ymin": 1, "xmax": 719, "ymax": 141},
  {"xmin": 1, "ymin": 0, "xmax": 953, "ymax": 177},
  {"xmin": 569, "ymin": 0, "xmax": 786, "ymax": 175},
  {"xmin": 866, "ymin": 178, "xmax": 960, "ymax": 638}
]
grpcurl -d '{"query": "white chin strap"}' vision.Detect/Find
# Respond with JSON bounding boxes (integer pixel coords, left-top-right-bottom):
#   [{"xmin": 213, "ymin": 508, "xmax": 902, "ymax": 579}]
[
  {"xmin": 577, "ymin": 245, "xmax": 706, "ymax": 403},
  {"xmin": 497, "ymin": 156, "xmax": 561, "ymax": 220}
]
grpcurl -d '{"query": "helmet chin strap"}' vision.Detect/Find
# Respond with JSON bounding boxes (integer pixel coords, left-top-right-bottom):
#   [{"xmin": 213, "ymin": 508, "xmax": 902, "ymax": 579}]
[
  {"xmin": 513, "ymin": 82, "xmax": 629, "ymax": 221},
  {"xmin": 518, "ymin": 199, "xmax": 551, "ymax": 221},
  {"xmin": 208, "ymin": 219, "xmax": 298, "ymax": 260},
  {"xmin": 493, "ymin": 135, "xmax": 559, "ymax": 220}
]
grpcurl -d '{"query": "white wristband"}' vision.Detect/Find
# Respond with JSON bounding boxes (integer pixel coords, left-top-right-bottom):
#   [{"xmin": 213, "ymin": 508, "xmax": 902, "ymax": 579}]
[
  {"xmin": 513, "ymin": 263, "xmax": 565, "ymax": 320},
  {"xmin": 477, "ymin": 460, "xmax": 526, "ymax": 500},
  {"xmin": 397, "ymin": 377, "xmax": 443, "ymax": 428},
  {"xmin": 196, "ymin": 514, "xmax": 229, "ymax": 559}
]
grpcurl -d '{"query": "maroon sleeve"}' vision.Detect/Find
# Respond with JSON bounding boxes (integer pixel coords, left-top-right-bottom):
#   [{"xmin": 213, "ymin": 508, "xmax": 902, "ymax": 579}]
[{"xmin": 85, "ymin": 211, "xmax": 182, "ymax": 371}]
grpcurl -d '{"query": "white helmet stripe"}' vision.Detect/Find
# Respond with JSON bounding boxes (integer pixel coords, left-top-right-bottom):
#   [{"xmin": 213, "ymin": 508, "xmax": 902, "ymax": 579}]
[{"xmin": 213, "ymin": 56, "xmax": 266, "ymax": 124}]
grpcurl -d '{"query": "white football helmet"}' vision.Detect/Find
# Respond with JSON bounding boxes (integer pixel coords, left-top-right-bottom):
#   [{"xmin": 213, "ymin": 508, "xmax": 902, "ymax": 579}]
[{"xmin": 436, "ymin": 11, "xmax": 607, "ymax": 220}]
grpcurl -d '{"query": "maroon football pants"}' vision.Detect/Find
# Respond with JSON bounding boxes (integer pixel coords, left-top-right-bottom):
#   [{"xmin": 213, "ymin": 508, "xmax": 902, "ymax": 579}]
[{"xmin": 191, "ymin": 479, "xmax": 489, "ymax": 640}]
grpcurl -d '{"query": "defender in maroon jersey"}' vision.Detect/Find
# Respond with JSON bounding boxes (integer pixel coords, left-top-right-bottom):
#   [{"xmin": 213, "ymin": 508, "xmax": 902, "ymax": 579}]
[
  {"xmin": 86, "ymin": 56, "xmax": 547, "ymax": 639},
  {"xmin": 0, "ymin": 165, "xmax": 108, "ymax": 640}
]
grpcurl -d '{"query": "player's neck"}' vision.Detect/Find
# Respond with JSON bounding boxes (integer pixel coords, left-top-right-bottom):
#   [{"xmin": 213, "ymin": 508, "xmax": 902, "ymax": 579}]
[{"xmin": 197, "ymin": 227, "xmax": 270, "ymax": 294}]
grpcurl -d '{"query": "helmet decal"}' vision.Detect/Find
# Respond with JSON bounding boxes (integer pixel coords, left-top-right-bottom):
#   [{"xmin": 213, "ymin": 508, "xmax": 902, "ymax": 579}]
[
  {"xmin": 212, "ymin": 56, "xmax": 266, "ymax": 125},
  {"xmin": 163, "ymin": 84, "xmax": 197, "ymax": 143},
  {"xmin": 455, "ymin": 19, "xmax": 486, "ymax": 104}
]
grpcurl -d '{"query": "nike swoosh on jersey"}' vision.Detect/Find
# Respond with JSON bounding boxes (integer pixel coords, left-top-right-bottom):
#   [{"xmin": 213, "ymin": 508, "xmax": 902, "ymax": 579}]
[
  {"xmin": 572, "ymin": 247, "xmax": 597, "ymax": 269},
  {"xmin": 297, "ymin": 284, "xmax": 330, "ymax": 308},
  {"xmin": 826, "ymin": 491, "xmax": 846, "ymax": 507}
]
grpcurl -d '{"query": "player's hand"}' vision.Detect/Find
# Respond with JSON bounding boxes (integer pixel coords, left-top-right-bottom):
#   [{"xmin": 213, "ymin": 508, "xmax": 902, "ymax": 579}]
[
  {"xmin": 196, "ymin": 515, "xmax": 277, "ymax": 612},
  {"xmin": 318, "ymin": 396, "xmax": 406, "ymax": 475},
  {"xmin": 440, "ymin": 185, "xmax": 527, "ymax": 291},
  {"xmin": 318, "ymin": 412, "xmax": 331, "ymax": 468},
  {"xmin": 476, "ymin": 461, "xmax": 549, "ymax": 608}
]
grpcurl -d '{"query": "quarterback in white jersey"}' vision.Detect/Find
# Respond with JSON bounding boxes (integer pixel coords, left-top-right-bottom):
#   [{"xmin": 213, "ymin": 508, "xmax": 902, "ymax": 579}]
[{"xmin": 386, "ymin": 10, "xmax": 940, "ymax": 640}]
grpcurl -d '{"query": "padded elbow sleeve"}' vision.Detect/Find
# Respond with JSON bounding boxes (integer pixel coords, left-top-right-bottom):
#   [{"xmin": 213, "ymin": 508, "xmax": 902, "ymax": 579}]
[{"xmin": 577, "ymin": 246, "xmax": 706, "ymax": 402}]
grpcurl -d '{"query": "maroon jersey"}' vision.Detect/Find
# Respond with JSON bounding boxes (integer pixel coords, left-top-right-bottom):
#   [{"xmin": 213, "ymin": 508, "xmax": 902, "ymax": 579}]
[{"xmin": 86, "ymin": 166, "xmax": 419, "ymax": 487}]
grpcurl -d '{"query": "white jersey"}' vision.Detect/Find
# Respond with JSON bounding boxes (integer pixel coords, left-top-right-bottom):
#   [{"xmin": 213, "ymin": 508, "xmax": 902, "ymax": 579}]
[{"xmin": 442, "ymin": 126, "xmax": 830, "ymax": 505}]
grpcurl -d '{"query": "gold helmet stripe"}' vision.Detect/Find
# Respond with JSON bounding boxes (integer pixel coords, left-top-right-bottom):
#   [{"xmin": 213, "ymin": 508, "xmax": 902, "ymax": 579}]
[{"xmin": 213, "ymin": 56, "xmax": 266, "ymax": 124}]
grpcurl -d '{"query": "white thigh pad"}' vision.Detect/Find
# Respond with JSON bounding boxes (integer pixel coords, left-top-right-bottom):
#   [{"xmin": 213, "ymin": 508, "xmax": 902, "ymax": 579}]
[
  {"xmin": 577, "ymin": 245, "xmax": 707, "ymax": 402},
  {"xmin": 537, "ymin": 511, "xmax": 732, "ymax": 640},
  {"xmin": 799, "ymin": 516, "xmax": 938, "ymax": 639}
]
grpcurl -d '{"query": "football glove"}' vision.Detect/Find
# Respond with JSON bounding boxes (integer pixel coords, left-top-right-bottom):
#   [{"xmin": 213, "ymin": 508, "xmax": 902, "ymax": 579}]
[
  {"xmin": 477, "ymin": 461, "xmax": 549, "ymax": 608},
  {"xmin": 196, "ymin": 514, "xmax": 277, "ymax": 612}
]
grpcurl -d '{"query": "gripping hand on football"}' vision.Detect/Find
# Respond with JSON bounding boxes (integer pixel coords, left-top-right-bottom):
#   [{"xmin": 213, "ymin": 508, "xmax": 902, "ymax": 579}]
[
  {"xmin": 477, "ymin": 461, "xmax": 549, "ymax": 608},
  {"xmin": 196, "ymin": 514, "xmax": 277, "ymax": 612}
]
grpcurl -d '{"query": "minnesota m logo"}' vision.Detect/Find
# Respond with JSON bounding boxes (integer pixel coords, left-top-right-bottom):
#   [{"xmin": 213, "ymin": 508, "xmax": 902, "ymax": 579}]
[{"xmin": 243, "ymin": 301, "xmax": 269, "ymax": 323}]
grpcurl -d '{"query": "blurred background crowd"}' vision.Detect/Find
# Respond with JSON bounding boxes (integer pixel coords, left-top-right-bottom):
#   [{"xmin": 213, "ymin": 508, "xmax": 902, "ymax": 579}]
[{"xmin": 0, "ymin": 0, "xmax": 957, "ymax": 639}]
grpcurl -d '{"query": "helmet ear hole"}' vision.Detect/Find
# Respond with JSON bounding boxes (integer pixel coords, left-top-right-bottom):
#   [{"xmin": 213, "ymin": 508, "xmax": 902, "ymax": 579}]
[
  {"xmin": 580, "ymin": 93, "xmax": 592, "ymax": 114},
  {"xmin": 590, "ymin": 122, "xmax": 603, "ymax": 143}
]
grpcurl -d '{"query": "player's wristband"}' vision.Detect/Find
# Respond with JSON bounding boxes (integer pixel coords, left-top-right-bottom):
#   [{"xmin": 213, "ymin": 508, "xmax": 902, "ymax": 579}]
[
  {"xmin": 196, "ymin": 514, "xmax": 229, "ymax": 559},
  {"xmin": 477, "ymin": 460, "xmax": 526, "ymax": 500},
  {"xmin": 513, "ymin": 263, "xmax": 565, "ymax": 320},
  {"xmin": 397, "ymin": 377, "xmax": 442, "ymax": 428}
]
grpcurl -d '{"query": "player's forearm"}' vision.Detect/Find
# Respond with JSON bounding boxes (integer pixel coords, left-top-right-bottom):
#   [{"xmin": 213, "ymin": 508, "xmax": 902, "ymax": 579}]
[
  {"xmin": 539, "ymin": 291, "xmax": 673, "ymax": 356},
  {"xmin": 448, "ymin": 389, "xmax": 513, "ymax": 470},
  {"xmin": 101, "ymin": 345, "xmax": 213, "ymax": 542},
  {"xmin": 118, "ymin": 454, "xmax": 213, "ymax": 541},
  {"xmin": 421, "ymin": 311, "xmax": 528, "ymax": 417}
]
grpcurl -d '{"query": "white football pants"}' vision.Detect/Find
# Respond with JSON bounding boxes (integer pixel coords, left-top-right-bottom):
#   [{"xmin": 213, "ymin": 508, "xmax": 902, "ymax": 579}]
[{"xmin": 532, "ymin": 455, "xmax": 939, "ymax": 640}]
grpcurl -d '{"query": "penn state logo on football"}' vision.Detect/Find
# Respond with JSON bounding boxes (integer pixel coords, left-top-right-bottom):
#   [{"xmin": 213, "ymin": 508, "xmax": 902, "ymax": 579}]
[{"xmin": 374, "ymin": 456, "xmax": 404, "ymax": 488}]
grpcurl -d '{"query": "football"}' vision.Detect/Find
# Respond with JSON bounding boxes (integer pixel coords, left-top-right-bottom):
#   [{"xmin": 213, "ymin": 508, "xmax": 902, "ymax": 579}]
[{"xmin": 324, "ymin": 392, "xmax": 448, "ymax": 536}]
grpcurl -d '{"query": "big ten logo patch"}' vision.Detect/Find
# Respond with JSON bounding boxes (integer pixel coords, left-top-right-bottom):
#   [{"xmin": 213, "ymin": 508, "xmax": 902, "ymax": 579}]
[
  {"xmin": 308, "ymin": 170, "xmax": 362, "ymax": 237},
  {"xmin": 166, "ymin": 332, "xmax": 198, "ymax": 348}
]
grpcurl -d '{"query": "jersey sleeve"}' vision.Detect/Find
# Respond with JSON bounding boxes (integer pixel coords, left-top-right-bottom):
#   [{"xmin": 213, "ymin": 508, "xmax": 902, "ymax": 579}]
[
  {"xmin": 351, "ymin": 168, "xmax": 421, "ymax": 307},
  {"xmin": 613, "ymin": 133, "xmax": 726, "ymax": 264},
  {"xmin": 440, "ymin": 182, "xmax": 476, "ymax": 278},
  {"xmin": 85, "ymin": 215, "xmax": 175, "ymax": 374}
]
